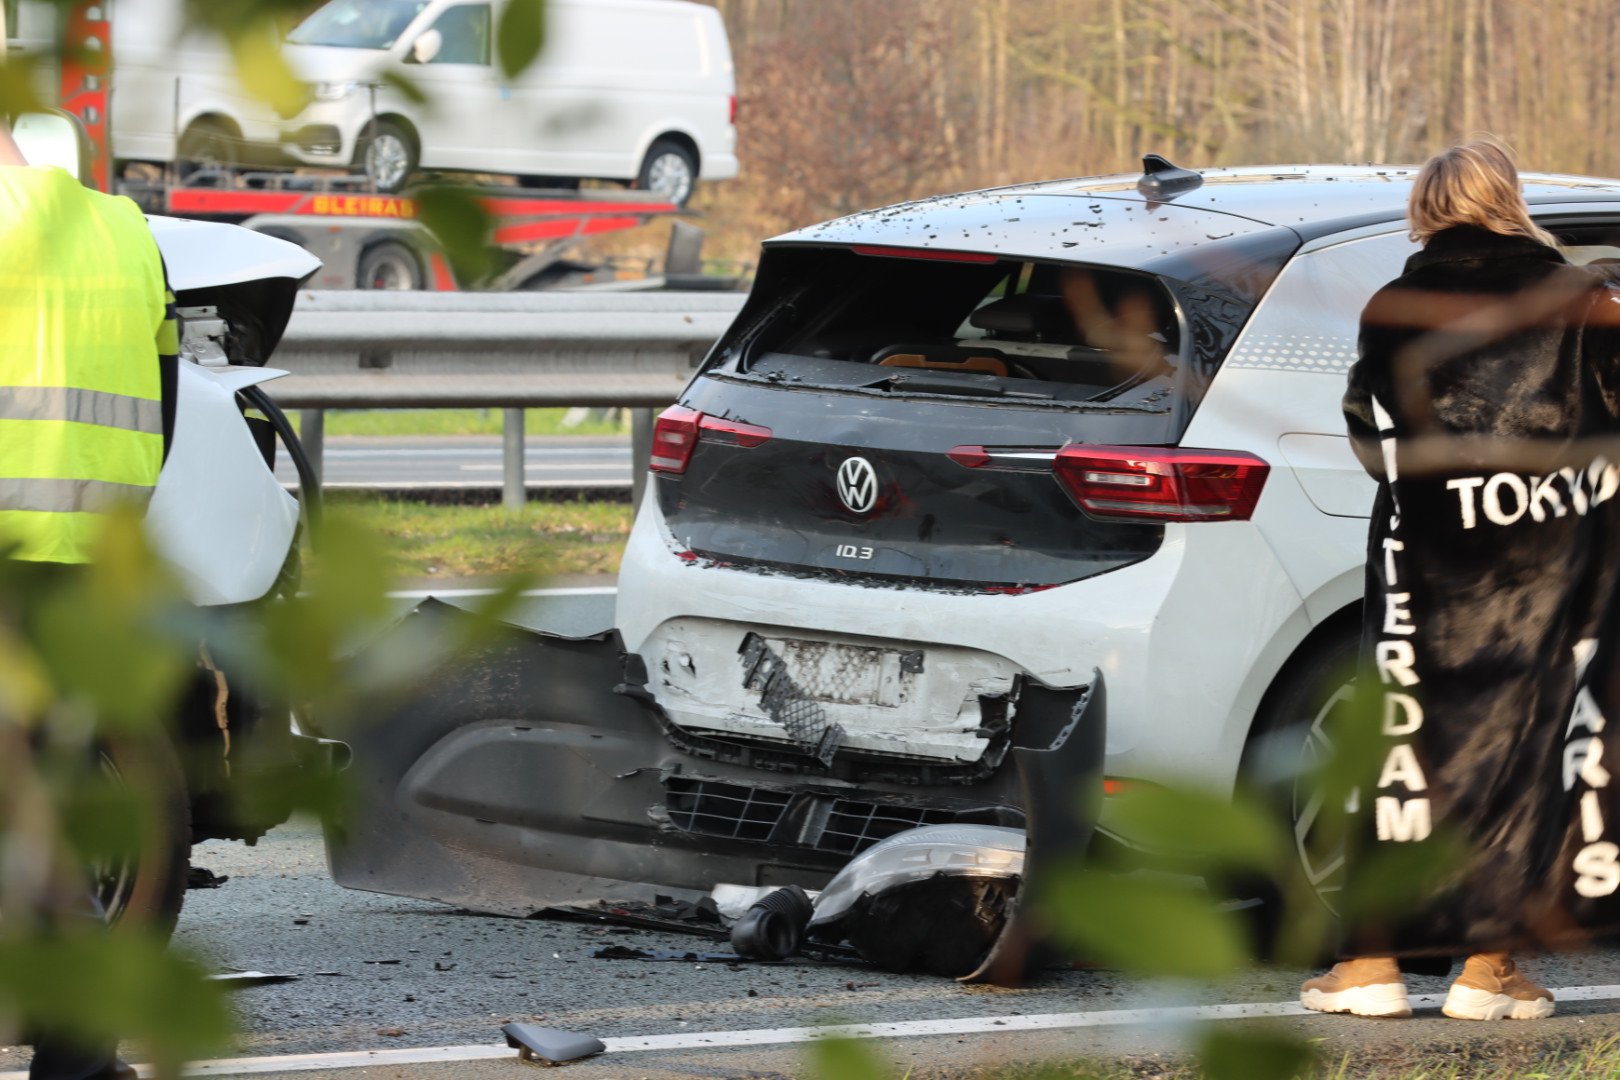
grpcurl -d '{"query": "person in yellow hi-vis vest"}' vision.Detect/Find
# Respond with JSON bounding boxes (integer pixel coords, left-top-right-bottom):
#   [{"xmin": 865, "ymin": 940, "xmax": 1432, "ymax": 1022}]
[
  {"xmin": 2, "ymin": 37, "xmax": 176, "ymax": 1080},
  {"xmin": 0, "ymin": 137, "xmax": 176, "ymax": 564}
]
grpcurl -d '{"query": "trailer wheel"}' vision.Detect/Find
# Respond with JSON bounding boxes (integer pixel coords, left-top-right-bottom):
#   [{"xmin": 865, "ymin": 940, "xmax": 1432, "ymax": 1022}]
[
  {"xmin": 360, "ymin": 120, "xmax": 418, "ymax": 193},
  {"xmin": 357, "ymin": 241, "xmax": 424, "ymax": 290}
]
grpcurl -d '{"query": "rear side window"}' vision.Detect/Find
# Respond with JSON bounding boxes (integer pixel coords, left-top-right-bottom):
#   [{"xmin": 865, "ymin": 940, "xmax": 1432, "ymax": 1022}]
[
  {"xmin": 3, "ymin": 0, "xmax": 17, "ymax": 41},
  {"xmin": 733, "ymin": 248, "xmax": 1182, "ymax": 409}
]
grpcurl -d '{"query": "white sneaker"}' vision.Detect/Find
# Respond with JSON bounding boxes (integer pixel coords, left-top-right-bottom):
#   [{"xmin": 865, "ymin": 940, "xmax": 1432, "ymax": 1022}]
[{"xmin": 1300, "ymin": 957, "xmax": 1412, "ymax": 1018}]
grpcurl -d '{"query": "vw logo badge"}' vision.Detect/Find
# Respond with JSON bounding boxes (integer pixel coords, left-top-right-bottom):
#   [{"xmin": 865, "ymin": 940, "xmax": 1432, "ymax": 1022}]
[{"xmin": 837, "ymin": 456, "xmax": 879, "ymax": 514}]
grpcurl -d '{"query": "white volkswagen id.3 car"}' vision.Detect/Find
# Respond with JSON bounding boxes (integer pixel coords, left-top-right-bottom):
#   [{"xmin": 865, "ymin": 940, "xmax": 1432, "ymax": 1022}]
[{"xmin": 329, "ymin": 161, "xmax": 1620, "ymax": 915}]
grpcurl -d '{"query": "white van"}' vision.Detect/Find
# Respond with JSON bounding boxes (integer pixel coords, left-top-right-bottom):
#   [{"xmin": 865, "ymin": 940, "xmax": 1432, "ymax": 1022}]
[
  {"xmin": 29, "ymin": 0, "xmax": 735, "ymax": 201},
  {"xmin": 280, "ymin": 0, "xmax": 737, "ymax": 199}
]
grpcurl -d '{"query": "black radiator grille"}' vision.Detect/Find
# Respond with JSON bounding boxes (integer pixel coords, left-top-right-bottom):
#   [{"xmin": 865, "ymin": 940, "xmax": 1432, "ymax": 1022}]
[
  {"xmin": 663, "ymin": 777, "xmax": 972, "ymax": 855},
  {"xmin": 664, "ymin": 777, "xmax": 792, "ymax": 841},
  {"xmin": 819, "ymin": 799, "xmax": 959, "ymax": 856}
]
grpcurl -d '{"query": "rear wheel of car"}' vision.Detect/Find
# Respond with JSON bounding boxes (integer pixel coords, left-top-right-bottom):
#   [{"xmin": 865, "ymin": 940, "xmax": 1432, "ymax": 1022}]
[
  {"xmin": 357, "ymin": 241, "xmax": 424, "ymax": 290},
  {"xmin": 94, "ymin": 735, "xmax": 191, "ymax": 941},
  {"xmin": 360, "ymin": 120, "xmax": 417, "ymax": 193},
  {"xmin": 1238, "ymin": 626, "xmax": 1360, "ymax": 938},
  {"xmin": 636, "ymin": 139, "xmax": 696, "ymax": 206}
]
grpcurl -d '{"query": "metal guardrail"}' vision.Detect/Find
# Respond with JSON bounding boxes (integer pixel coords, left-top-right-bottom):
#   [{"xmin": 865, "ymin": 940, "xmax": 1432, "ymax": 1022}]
[{"xmin": 262, "ymin": 291, "xmax": 748, "ymax": 507}]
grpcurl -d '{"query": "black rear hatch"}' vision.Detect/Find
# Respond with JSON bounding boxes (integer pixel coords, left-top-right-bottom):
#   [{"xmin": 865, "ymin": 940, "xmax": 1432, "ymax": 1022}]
[{"xmin": 656, "ymin": 236, "xmax": 1293, "ymax": 589}]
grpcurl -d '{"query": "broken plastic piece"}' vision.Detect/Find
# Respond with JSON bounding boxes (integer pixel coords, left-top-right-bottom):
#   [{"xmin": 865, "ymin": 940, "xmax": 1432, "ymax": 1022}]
[
  {"xmin": 730, "ymin": 885, "xmax": 813, "ymax": 960},
  {"xmin": 501, "ymin": 1023, "xmax": 606, "ymax": 1064},
  {"xmin": 206, "ymin": 971, "xmax": 298, "ymax": 986}
]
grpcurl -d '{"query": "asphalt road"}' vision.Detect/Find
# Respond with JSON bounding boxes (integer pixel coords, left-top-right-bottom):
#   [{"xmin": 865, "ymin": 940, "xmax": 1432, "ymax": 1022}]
[
  {"xmin": 276, "ymin": 436, "xmax": 632, "ymax": 492},
  {"xmin": 6, "ymin": 821, "xmax": 1620, "ymax": 1080}
]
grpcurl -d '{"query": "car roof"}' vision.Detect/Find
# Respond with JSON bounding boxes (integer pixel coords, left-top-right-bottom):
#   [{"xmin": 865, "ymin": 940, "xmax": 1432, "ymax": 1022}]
[{"xmin": 768, "ymin": 164, "xmax": 1620, "ymax": 286}]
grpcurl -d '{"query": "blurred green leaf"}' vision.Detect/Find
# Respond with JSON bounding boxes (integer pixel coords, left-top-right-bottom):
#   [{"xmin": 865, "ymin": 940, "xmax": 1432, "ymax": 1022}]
[
  {"xmin": 808, "ymin": 1034, "xmax": 889, "ymax": 1080},
  {"xmin": 1040, "ymin": 863, "xmax": 1251, "ymax": 978},
  {"xmin": 0, "ymin": 934, "xmax": 231, "ymax": 1074},
  {"xmin": 377, "ymin": 70, "xmax": 429, "ymax": 107},
  {"xmin": 496, "ymin": 0, "xmax": 547, "ymax": 81},
  {"xmin": 1334, "ymin": 829, "xmax": 1467, "ymax": 924},
  {"xmin": 0, "ymin": 50, "xmax": 49, "ymax": 116},
  {"xmin": 414, "ymin": 184, "xmax": 497, "ymax": 283},
  {"xmin": 1106, "ymin": 782, "xmax": 1287, "ymax": 874},
  {"xmin": 31, "ymin": 514, "xmax": 189, "ymax": 732},
  {"xmin": 227, "ymin": 28, "xmax": 310, "ymax": 120},
  {"xmin": 1198, "ymin": 1026, "xmax": 1316, "ymax": 1080}
]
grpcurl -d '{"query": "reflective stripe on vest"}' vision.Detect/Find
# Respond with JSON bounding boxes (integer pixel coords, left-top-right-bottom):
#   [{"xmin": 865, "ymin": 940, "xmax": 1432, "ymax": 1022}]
[
  {"xmin": 0, "ymin": 167, "xmax": 166, "ymax": 563},
  {"xmin": 0, "ymin": 385, "xmax": 163, "ymax": 433}
]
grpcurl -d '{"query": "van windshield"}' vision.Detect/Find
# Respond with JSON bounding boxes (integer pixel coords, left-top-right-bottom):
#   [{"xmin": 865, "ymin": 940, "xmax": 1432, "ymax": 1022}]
[{"xmin": 287, "ymin": 0, "xmax": 431, "ymax": 49}]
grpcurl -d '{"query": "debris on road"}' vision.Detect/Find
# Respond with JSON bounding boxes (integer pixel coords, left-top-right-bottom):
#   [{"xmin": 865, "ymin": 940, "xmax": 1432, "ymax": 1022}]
[
  {"xmin": 206, "ymin": 971, "xmax": 299, "ymax": 986},
  {"xmin": 187, "ymin": 867, "xmax": 230, "ymax": 890},
  {"xmin": 502, "ymin": 1023, "xmax": 605, "ymax": 1065},
  {"xmin": 591, "ymin": 945, "xmax": 740, "ymax": 962},
  {"xmin": 729, "ymin": 885, "xmax": 813, "ymax": 960},
  {"xmin": 375, "ymin": 1027, "xmax": 408, "ymax": 1038}
]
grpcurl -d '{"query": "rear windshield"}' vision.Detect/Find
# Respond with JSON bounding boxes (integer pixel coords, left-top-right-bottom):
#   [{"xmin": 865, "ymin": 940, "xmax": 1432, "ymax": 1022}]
[{"xmin": 717, "ymin": 247, "xmax": 1188, "ymax": 411}]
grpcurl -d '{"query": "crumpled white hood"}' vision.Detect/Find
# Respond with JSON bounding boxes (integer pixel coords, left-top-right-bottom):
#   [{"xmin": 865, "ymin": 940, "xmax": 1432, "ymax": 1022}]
[{"xmin": 146, "ymin": 215, "xmax": 321, "ymax": 292}]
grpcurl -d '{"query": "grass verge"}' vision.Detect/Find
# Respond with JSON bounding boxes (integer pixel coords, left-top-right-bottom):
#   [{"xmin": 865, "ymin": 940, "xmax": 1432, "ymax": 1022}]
[
  {"xmin": 295, "ymin": 407, "xmax": 631, "ymax": 438},
  {"xmin": 329, "ymin": 492, "xmax": 631, "ymax": 580}
]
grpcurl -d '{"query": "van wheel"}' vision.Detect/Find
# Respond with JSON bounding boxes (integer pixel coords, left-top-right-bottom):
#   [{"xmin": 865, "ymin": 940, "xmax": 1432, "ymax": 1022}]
[
  {"xmin": 178, "ymin": 121, "xmax": 236, "ymax": 179},
  {"xmin": 1237, "ymin": 626, "xmax": 1360, "ymax": 938},
  {"xmin": 636, "ymin": 140, "xmax": 696, "ymax": 206},
  {"xmin": 360, "ymin": 121, "xmax": 417, "ymax": 193},
  {"xmin": 94, "ymin": 736, "xmax": 191, "ymax": 941},
  {"xmin": 357, "ymin": 241, "xmax": 424, "ymax": 290}
]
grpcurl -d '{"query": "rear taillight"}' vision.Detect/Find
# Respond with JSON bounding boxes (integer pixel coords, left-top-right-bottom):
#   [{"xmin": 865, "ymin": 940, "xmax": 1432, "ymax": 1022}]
[
  {"xmin": 729, "ymin": 94, "xmax": 738, "ymax": 125},
  {"xmin": 1052, "ymin": 445, "xmax": 1268, "ymax": 522},
  {"xmin": 650, "ymin": 405, "xmax": 702, "ymax": 473},
  {"xmin": 649, "ymin": 405, "xmax": 772, "ymax": 474}
]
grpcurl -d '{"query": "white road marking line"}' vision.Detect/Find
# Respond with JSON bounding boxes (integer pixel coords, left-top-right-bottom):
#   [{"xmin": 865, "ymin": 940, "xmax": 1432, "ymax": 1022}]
[
  {"xmin": 386, "ymin": 586, "xmax": 617, "ymax": 599},
  {"xmin": 9, "ymin": 985, "xmax": 1618, "ymax": 1079}
]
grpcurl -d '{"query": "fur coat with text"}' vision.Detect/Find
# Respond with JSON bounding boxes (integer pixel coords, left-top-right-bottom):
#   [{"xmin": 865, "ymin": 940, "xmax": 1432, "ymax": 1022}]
[{"xmin": 1340, "ymin": 225, "xmax": 1620, "ymax": 955}]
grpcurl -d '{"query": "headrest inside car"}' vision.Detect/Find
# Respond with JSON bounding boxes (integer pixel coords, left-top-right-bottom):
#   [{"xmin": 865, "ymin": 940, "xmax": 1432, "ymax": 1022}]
[{"xmin": 969, "ymin": 294, "xmax": 1069, "ymax": 339}]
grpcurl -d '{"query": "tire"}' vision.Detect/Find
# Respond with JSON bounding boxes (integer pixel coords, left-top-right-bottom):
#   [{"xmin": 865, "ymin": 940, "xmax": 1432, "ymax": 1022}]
[
  {"xmin": 356, "ymin": 241, "xmax": 424, "ymax": 290},
  {"xmin": 635, "ymin": 139, "xmax": 697, "ymax": 206},
  {"xmin": 177, "ymin": 121, "xmax": 236, "ymax": 179},
  {"xmin": 94, "ymin": 735, "xmax": 190, "ymax": 941},
  {"xmin": 358, "ymin": 120, "xmax": 418, "ymax": 193},
  {"xmin": 1238, "ymin": 625, "xmax": 1360, "ymax": 933}
]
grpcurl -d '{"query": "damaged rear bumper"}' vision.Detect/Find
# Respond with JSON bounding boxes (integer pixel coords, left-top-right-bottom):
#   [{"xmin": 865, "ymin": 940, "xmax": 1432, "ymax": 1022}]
[{"xmin": 325, "ymin": 600, "xmax": 1103, "ymax": 917}]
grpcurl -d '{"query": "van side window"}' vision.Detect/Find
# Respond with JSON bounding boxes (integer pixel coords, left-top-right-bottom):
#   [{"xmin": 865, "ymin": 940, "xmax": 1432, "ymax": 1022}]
[
  {"xmin": 427, "ymin": 3, "xmax": 491, "ymax": 65},
  {"xmin": 4, "ymin": 0, "xmax": 18, "ymax": 40}
]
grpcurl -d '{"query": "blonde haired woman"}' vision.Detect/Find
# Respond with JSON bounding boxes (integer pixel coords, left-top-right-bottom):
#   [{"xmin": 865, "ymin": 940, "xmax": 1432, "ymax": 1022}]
[{"xmin": 1302, "ymin": 139, "xmax": 1620, "ymax": 1020}]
